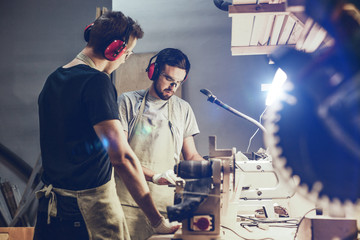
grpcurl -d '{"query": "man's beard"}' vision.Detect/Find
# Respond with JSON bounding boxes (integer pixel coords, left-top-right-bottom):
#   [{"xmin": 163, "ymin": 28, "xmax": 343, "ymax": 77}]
[{"xmin": 154, "ymin": 81, "xmax": 173, "ymax": 100}]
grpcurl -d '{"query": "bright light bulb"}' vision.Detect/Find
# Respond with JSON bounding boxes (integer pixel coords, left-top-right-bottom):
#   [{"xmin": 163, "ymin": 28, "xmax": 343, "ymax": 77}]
[{"xmin": 266, "ymin": 68, "xmax": 287, "ymax": 106}]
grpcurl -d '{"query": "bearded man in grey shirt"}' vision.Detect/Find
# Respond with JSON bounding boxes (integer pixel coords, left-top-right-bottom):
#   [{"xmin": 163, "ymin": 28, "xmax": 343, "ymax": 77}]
[{"xmin": 115, "ymin": 48, "xmax": 205, "ymax": 240}]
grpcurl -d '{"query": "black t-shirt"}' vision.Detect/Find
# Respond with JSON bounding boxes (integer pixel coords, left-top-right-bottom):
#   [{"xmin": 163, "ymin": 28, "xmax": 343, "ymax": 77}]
[
  {"xmin": 38, "ymin": 64, "xmax": 119, "ymax": 190},
  {"xmin": 38, "ymin": 64, "xmax": 119, "ymax": 217}
]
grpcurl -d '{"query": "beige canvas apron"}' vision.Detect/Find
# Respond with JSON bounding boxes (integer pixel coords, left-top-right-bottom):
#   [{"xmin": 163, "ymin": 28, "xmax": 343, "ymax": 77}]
[
  {"xmin": 115, "ymin": 89, "xmax": 176, "ymax": 240},
  {"xmin": 36, "ymin": 170, "xmax": 130, "ymax": 240}
]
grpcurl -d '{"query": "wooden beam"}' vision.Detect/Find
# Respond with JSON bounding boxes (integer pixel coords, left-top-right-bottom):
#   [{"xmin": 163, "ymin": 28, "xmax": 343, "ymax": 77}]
[
  {"xmin": 259, "ymin": 15, "xmax": 275, "ymax": 45},
  {"xmin": 287, "ymin": 19, "xmax": 304, "ymax": 44},
  {"xmin": 0, "ymin": 143, "xmax": 33, "ymax": 181},
  {"xmin": 270, "ymin": 14, "xmax": 285, "ymax": 45},
  {"xmin": 231, "ymin": 45, "xmax": 296, "ymax": 56},
  {"xmin": 229, "ymin": 3, "xmax": 287, "ymax": 16},
  {"xmin": 278, "ymin": 15, "xmax": 296, "ymax": 45},
  {"xmin": 231, "ymin": 15, "xmax": 254, "ymax": 46},
  {"xmin": 301, "ymin": 23, "xmax": 328, "ymax": 52},
  {"xmin": 250, "ymin": 15, "xmax": 267, "ymax": 46},
  {"xmin": 295, "ymin": 18, "xmax": 314, "ymax": 50}
]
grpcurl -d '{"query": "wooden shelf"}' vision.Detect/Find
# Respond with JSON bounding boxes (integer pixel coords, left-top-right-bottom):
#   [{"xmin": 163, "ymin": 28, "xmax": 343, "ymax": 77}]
[{"xmin": 228, "ymin": 0, "xmax": 332, "ymax": 56}]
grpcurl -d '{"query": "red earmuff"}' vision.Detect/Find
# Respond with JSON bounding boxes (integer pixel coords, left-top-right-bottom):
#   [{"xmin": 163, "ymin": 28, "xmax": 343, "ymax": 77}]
[
  {"xmin": 104, "ymin": 40, "xmax": 127, "ymax": 61},
  {"xmin": 146, "ymin": 62, "xmax": 189, "ymax": 82},
  {"xmin": 83, "ymin": 21, "xmax": 129, "ymax": 62},
  {"xmin": 84, "ymin": 23, "xmax": 94, "ymax": 42},
  {"xmin": 146, "ymin": 51, "xmax": 189, "ymax": 82},
  {"xmin": 147, "ymin": 62, "xmax": 158, "ymax": 80}
]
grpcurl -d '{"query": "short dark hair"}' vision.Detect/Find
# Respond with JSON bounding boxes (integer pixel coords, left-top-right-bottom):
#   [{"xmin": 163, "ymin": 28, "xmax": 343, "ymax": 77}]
[
  {"xmin": 87, "ymin": 11, "xmax": 144, "ymax": 57},
  {"xmin": 155, "ymin": 48, "xmax": 191, "ymax": 80}
]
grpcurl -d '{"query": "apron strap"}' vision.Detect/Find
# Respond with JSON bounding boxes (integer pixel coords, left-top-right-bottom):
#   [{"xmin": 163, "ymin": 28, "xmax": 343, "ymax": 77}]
[
  {"xmin": 128, "ymin": 89, "xmax": 148, "ymax": 140},
  {"xmin": 167, "ymin": 98, "xmax": 177, "ymax": 163},
  {"xmin": 129, "ymin": 89, "xmax": 174, "ymax": 142},
  {"xmin": 35, "ymin": 184, "xmax": 57, "ymax": 224},
  {"xmin": 35, "ymin": 171, "xmax": 116, "ymax": 225},
  {"xmin": 76, "ymin": 52, "xmax": 96, "ymax": 68},
  {"xmin": 35, "ymin": 184, "xmax": 82, "ymax": 224}
]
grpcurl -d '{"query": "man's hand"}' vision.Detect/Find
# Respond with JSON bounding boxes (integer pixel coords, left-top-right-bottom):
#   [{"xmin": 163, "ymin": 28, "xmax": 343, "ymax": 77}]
[
  {"xmin": 153, "ymin": 216, "xmax": 181, "ymax": 234},
  {"xmin": 152, "ymin": 169, "xmax": 183, "ymax": 185}
]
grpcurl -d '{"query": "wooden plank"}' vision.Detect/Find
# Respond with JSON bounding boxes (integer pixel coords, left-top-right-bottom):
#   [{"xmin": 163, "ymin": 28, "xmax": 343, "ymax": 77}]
[
  {"xmin": 96, "ymin": 7, "xmax": 101, "ymax": 18},
  {"xmin": 297, "ymin": 217, "xmax": 357, "ymax": 240},
  {"xmin": 278, "ymin": 15, "xmax": 296, "ymax": 45},
  {"xmin": 301, "ymin": 23, "xmax": 328, "ymax": 52},
  {"xmin": 0, "ymin": 228, "xmax": 34, "ymax": 240},
  {"xmin": 287, "ymin": 20, "xmax": 304, "ymax": 44},
  {"xmin": 229, "ymin": 3, "xmax": 287, "ymax": 16},
  {"xmin": 259, "ymin": 15, "xmax": 275, "ymax": 45},
  {"xmin": 9, "ymin": 155, "xmax": 43, "ymax": 227},
  {"xmin": 270, "ymin": 14, "xmax": 285, "ymax": 45},
  {"xmin": 0, "ymin": 182, "xmax": 18, "ymax": 219},
  {"xmin": 250, "ymin": 15, "xmax": 267, "ymax": 46},
  {"xmin": 295, "ymin": 18, "xmax": 314, "ymax": 50},
  {"xmin": 231, "ymin": 45, "xmax": 295, "ymax": 56},
  {"xmin": 231, "ymin": 15, "xmax": 254, "ymax": 46},
  {"xmin": 290, "ymin": 12, "xmax": 307, "ymax": 24},
  {"xmin": 0, "ymin": 193, "xmax": 11, "ymax": 226},
  {"xmin": 287, "ymin": 13, "xmax": 304, "ymax": 44}
]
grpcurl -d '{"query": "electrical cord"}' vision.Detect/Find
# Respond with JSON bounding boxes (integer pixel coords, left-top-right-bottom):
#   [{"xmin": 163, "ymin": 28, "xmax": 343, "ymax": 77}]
[
  {"xmin": 221, "ymin": 225, "xmax": 275, "ymax": 240},
  {"xmin": 238, "ymin": 215, "xmax": 299, "ymax": 225},
  {"xmin": 220, "ymin": 211, "xmax": 306, "ymax": 239},
  {"xmin": 293, "ymin": 208, "xmax": 317, "ymax": 240},
  {"xmin": 267, "ymin": 224, "xmax": 298, "ymax": 228},
  {"xmin": 246, "ymin": 107, "xmax": 267, "ymax": 153}
]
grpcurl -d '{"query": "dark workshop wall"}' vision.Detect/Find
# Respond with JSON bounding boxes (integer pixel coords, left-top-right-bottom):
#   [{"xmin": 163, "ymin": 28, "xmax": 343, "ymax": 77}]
[{"xmin": 0, "ymin": 0, "xmax": 111, "ymax": 196}]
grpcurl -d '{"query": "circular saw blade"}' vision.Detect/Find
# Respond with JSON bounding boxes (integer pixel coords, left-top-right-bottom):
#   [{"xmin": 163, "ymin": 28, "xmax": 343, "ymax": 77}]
[{"xmin": 264, "ymin": 78, "xmax": 360, "ymax": 209}]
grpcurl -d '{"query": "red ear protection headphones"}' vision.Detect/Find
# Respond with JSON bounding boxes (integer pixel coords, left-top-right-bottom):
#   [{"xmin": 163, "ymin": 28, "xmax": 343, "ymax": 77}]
[
  {"xmin": 84, "ymin": 23, "xmax": 94, "ymax": 42},
  {"xmin": 146, "ymin": 54, "xmax": 160, "ymax": 81},
  {"xmin": 83, "ymin": 20, "xmax": 131, "ymax": 61},
  {"xmin": 145, "ymin": 52, "xmax": 189, "ymax": 81},
  {"xmin": 103, "ymin": 40, "xmax": 127, "ymax": 61}
]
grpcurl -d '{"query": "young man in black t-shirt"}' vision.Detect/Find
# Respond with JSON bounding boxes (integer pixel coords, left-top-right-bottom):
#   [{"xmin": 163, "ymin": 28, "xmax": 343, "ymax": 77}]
[{"xmin": 34, "ymin": 11, "xmax": 179, "ymax": 240}]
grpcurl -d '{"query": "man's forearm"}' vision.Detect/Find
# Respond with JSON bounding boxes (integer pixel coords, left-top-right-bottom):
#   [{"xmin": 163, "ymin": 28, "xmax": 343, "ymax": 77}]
[
  {"xmin": 142, "ymin": 166, "xmax": 155, "ymax": 182},
  {"xmin": 93, "ymin": 120, "xmax": 162, "ymax": 226},
  {"xmin": 114, "ymin": 161, "xmax": 161, "ymax": 226}
]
